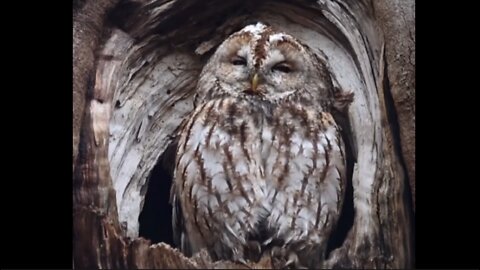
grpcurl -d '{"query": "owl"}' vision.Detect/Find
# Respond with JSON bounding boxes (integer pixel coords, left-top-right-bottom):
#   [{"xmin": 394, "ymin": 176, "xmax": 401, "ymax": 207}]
[{"xmin": 171, "ymin": 22, "xmax": 353, "ymax": 268}]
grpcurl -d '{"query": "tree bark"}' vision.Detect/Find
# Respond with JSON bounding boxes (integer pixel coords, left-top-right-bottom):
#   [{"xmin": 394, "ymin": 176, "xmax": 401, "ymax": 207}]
[
  {"xmin": 73, "ymin": 0, "xmax": 415, "ymax": 268},
  {"xmin": 73, "ymin": 0, "xmax": 120, "ymax": 173}
]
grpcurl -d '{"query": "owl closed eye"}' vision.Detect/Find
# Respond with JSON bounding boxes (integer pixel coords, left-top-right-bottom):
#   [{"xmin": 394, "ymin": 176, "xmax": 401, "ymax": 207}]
[{"xmin": 196, "ymin": 23, "xmax": 335, "ymax": 106}]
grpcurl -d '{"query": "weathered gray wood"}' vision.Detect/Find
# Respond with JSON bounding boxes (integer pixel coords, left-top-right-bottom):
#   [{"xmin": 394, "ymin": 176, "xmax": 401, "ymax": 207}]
[
  {"xmin": 106, "ymin": 30, "xmax": 202, "ymax": 237},
  {"xmin": 73, "ymin": 0, "xmax": 120, "ymax": 173},
  {"xmin": 73, "ymin": 0, "xmax": 415, "ymax": 268}
]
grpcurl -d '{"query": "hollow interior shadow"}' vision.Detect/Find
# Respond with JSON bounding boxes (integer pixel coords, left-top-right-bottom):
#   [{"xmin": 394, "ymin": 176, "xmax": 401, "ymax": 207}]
[{"xmin": 138, "ymin": 143, "xmax": 177, "ymax": 247}]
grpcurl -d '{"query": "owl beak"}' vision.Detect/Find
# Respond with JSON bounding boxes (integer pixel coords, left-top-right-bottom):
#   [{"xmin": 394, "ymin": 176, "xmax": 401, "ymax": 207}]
[{"xmin": 251, "ymin": 73, "xmax": 259, "ymax": 92}]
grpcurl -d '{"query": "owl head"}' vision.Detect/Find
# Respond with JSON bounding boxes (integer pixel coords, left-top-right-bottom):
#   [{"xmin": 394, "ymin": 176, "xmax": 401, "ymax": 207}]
[{"xmin": 196, "ymin": 22, "xmax": 336, "ymax": 107}]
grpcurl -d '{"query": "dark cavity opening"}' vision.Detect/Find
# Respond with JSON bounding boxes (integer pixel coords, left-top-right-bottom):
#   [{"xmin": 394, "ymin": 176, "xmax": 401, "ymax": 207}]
[{"xmin": 138, "ymin": 142, "xmax": 177, "ymax": 247}]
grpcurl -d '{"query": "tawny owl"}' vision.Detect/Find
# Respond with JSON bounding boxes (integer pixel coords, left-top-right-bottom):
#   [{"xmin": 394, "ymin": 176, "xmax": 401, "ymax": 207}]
[{"xmin": 171, "ymin": 22, "xmax": 353, "ymax": 268}]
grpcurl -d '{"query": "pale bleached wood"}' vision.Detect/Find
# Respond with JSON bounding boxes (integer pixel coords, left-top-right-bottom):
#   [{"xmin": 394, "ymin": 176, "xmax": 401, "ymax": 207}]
[{"xmin": 105, "ymin": 30, "xmax": 202, "ymax": 238}]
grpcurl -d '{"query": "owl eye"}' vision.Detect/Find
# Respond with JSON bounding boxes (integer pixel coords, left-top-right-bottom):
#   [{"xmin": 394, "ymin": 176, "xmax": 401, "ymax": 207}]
[
  {"xmin": 231, "ymin": 56, "xmax": 247, "ymax": 66},
  {"xmin": 272, "ymin": 62, "xmax": 292, "ymax": 73}
]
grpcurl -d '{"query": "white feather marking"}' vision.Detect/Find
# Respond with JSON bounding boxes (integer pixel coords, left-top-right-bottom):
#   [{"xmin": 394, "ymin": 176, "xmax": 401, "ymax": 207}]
[
  {"xmin": 273, "ymin": 90, "xmax": 297, "ymax": 100},
  {"xmin": 268, "ymin": 33, "xmax": 286, "ymax": 43},
  {"xmin": 211, "ymin": 173, "xmax": 230, "ymax": 193},
  {"xmin": 206, "ymin": 127, "xmax": 230, "ymax": 149},
  {"xmin": 242, "ymin": 22, "xmax": 267, "ymax": 38},
  {"xmin": 321, "ymin": 168, "xmax": 341, "ymax": 208},
  {"xmin": 188, "ymin": 123, "xmax": 210, "ymax": 149},
  {"xmin": 185, "ymin": 162, "xmax": 198, "ymax": 185},
  {"xmin": 267, "ymin": 49, "xmax": 285, "ymax": 64},
  {"xmin": 191, "ymin": 182, "xmax": 201, "ymax": 199},
  {"xmin": 206, "ymin": 195, "xmax": 219, "ymax": 209},
  {"xmin": 301, "ymin": 221, "xmax": 310, "ymax": 238},
  {"xmin": 201, "ymin": 150, "xmax": 223, "ymax": 176},
  {"xmin": 225, "ymin": 223, "xmax": 245, "ymax": 244},
  {"xmin": 227, "ymin": 200, "xmax": 240, "ymax": 213},
  {"xmin": 237, "ymin": 46, "xmax": 249, "ymax": 58},
  {"xmin": 276, "ymin": 217, "xmax": 289, "ymax": 236},
  {"xmin": 263, "ymin": 237, "xmax": 273, "ymax": 246},
  {"xmin": 290, "ymin": 133, "xmax": 304, "ymax": 153},
  {"xmin": 297, "ymin": 206, "xmax": 314, "ymax": 222},
  {"xmin": 301, "ymin": 140, "xmax": 314, "ymax": 154},
  {"xmin": 236, "ymin": 160, "xmax": 250, "ymax": 175}
]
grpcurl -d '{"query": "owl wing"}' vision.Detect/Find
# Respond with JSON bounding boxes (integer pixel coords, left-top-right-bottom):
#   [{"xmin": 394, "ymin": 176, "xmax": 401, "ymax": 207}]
[
  {"xmin": 264, "ymin": 108, "xmax": 346, "ymax": 261},
  {"xmin": 172, "ymin": 98, "xmax": 265, "ymax": 261},
  {"xmin": 170, "ymin": 186, "xmax": 192, "ymax": 256}
]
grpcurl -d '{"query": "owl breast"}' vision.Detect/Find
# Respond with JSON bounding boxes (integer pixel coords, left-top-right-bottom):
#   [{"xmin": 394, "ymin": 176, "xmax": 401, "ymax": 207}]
[{"xmin": 173, "ymin": 96, "xmax": 346, "ymax": 267}]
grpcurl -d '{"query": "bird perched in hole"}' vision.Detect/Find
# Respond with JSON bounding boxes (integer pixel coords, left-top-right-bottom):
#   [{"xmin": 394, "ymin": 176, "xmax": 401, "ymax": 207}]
[{"xmin": 171, "ymin": 22, "xmax": 353, "ymax": 269}]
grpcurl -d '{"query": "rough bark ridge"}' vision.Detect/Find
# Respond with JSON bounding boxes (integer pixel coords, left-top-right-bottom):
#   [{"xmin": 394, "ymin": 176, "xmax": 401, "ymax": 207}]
[
  {"xmin": 372, "ymin": 0, "xmax": 415, "ymax": 210},
  {"xmin": 73, "ymin": 0, "xmax": 415, "ymax": 268},
  {"xmin": 73, "ymin": 0, "xmax": 120, "ymax": 172}
]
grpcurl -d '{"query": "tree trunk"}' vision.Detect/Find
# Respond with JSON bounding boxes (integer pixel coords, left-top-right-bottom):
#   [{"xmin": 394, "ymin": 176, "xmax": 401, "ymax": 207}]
[{"xmin": 73, "ymin": 0, "xmax": 415, "ymax": 268}]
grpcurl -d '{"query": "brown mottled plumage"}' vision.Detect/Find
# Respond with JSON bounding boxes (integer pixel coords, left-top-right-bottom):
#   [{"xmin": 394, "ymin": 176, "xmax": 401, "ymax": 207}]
[{"xmin": 171, "ymin": 22, "xmax": 353, "ymax": 268}]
